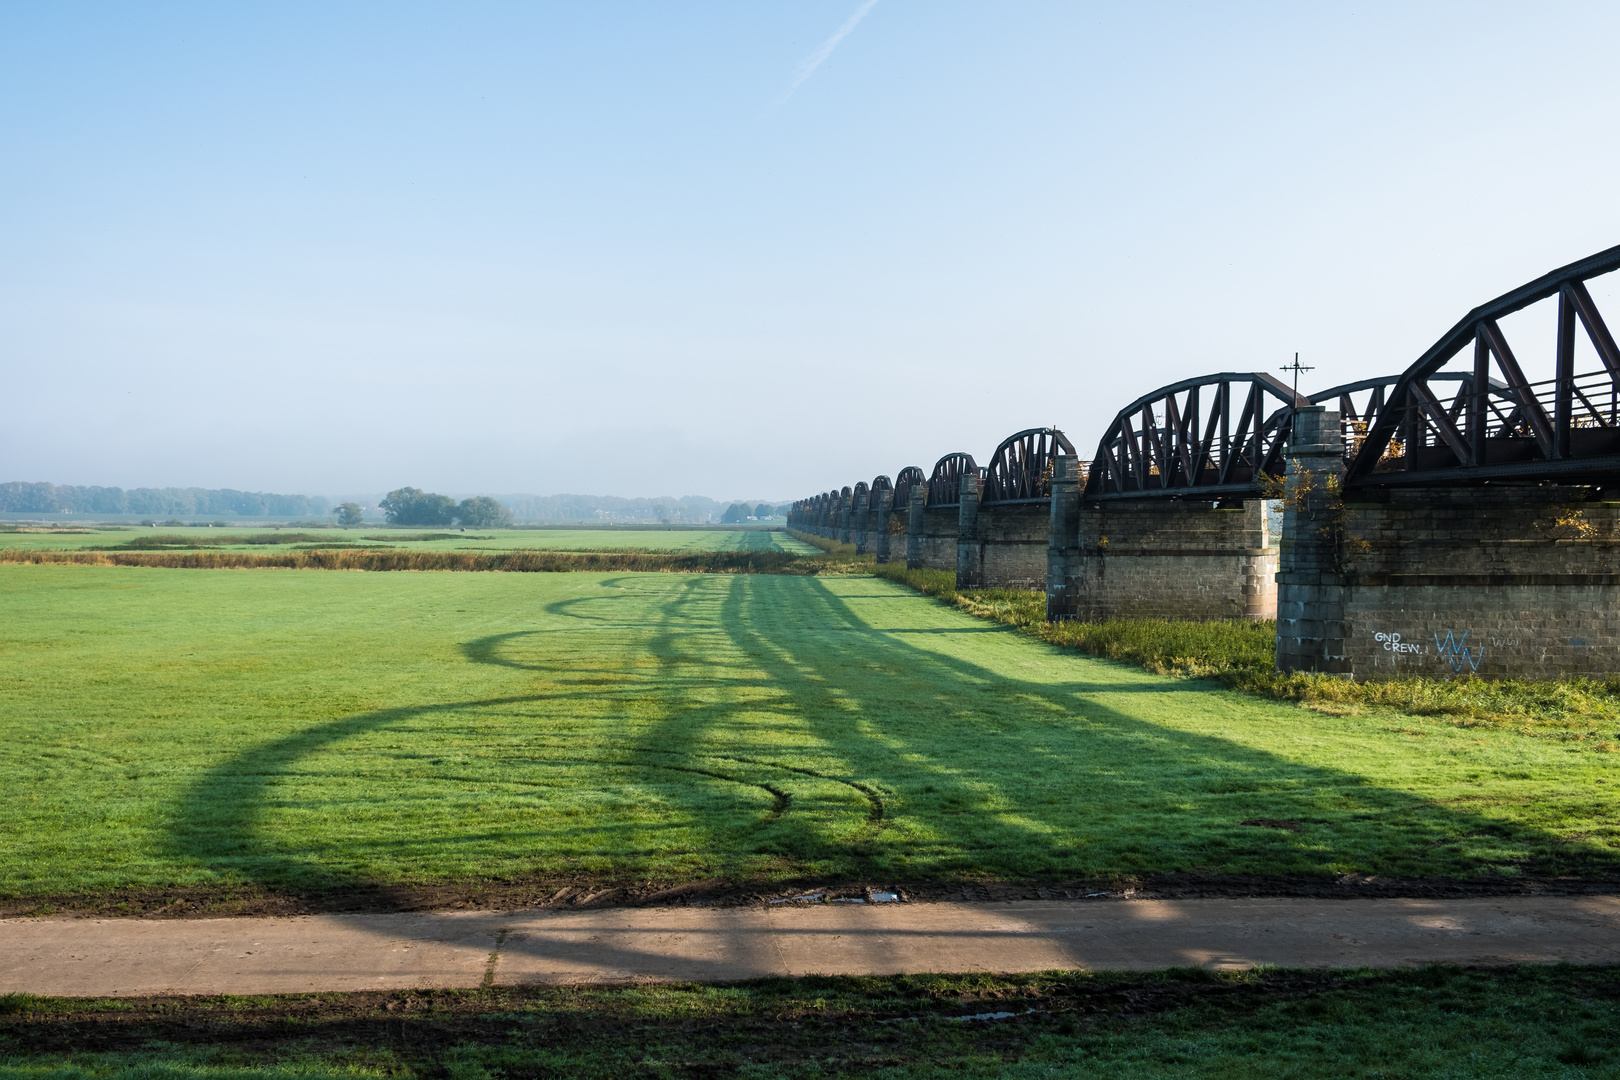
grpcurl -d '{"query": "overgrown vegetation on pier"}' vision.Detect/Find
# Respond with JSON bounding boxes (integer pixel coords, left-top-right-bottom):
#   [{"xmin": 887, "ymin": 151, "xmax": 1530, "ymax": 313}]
[{"xmin": 870, "ymin": 562, "xmax": 1620, "ymax": 737}]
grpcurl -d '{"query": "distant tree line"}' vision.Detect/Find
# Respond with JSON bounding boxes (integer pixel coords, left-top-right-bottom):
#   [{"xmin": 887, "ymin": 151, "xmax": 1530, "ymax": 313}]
[
  {"xmin": 0, "ymin": 481, "xmax": 330, "ymax": 517},
  {"xmin": 720, "ymin": 502, "xmax": 781, "ymax": 523},
  {"xmin": 2, "ymin": 481, "xmax": 790, "ymax": 526},
  {"xmin": 495, "ymin": 493, "xmax": 725, "ymax": 523},
  {"xmin": 491, "ymin": 494, "xmax": 789, "ymax": 523},
  {"xmin": 379, "ymin": 488, "xmax": 514, "ymax": 527}
]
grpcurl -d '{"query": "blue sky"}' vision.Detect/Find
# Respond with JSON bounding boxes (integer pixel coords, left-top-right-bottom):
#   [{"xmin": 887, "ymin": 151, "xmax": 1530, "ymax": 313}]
[{"xmin": 4, "ymin": 1, "xmax": 1620, "ymax": 500}]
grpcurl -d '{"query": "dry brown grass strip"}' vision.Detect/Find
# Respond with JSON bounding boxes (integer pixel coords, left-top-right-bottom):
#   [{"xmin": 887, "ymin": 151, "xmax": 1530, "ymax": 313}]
[{"xmin": 0, "ymin": 547, "xmax": 803, "ymax": 574}]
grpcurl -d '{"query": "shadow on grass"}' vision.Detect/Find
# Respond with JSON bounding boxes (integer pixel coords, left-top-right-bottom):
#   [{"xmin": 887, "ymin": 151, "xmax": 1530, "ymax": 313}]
[
  {"xmin": 707, "ymin": 575, "xmax": 1620, "ymax": 882},
  {"xmin": 163, "ymin": 573, "xmax": 1618, "ymax": 905}
]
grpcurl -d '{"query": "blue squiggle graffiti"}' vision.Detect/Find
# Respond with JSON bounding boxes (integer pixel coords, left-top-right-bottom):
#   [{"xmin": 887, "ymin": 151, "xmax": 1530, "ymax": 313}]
[{"xmin": 1434, "ymin": 630, "xmax": 1483, "ymax": 673}]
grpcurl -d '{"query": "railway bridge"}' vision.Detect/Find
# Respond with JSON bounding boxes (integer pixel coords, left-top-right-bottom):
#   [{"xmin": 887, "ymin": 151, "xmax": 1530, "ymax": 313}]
[{"xmin": 789, "ymin": 243, "xmax": 1620, "ymax": 680}]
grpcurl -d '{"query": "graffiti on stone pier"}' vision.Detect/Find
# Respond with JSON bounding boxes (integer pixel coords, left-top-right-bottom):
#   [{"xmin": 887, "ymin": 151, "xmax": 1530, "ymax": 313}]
[
  {"xmin": 1371, "ymin": 629, "xmax": 1485, "ymax": 673},
  {"xmin": 1373, "ymin": 632, "xmax": 1423, "ymax": 655},
  {"xmin": 1434, "ymin": 630, "xmax": 1483, "ymax": 673}
]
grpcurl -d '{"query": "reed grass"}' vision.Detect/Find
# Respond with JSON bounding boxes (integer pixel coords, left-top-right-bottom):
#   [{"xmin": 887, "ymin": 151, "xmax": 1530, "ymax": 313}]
[
  {"xmin": 786, "ymin": 528, "xmax": 859, "ymax": 559},
  {"xmin": 780, "ymin": 528, "xmax": 876, "ymax": 575},
  {"xmin": 360, "ymin": 532, "xmax": 486, "ymax": 542},
  {"xmin": 99, "ymin": 532, "xmax": 335, "ymax": 549},
  {"xmin": 3, "ymin": 526, "xmax": 817, "ymax": 556},
  {"xmin": 0, "ymin": 547, "xmax": 804, "ymax": 574}
]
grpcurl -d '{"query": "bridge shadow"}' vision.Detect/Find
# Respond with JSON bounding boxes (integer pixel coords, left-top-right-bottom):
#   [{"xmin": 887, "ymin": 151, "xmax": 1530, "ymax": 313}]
[
  {"xmin": 164, "ymin": 572, "xmax": 1611, "ymax": 904},
  {"xmin": 705, "ymin": 574, "xmax": 1611, "ymax": 882},
  {"xmin": 165, "ymin": 571, "xmax": 939, "ymax": 896}
]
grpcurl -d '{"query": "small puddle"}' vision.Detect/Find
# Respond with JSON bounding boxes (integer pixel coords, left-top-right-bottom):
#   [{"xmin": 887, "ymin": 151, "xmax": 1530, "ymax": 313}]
[
  {"xmin": 881, "ymin": 1009, "xmax": 1038, "ymax": 1025},
  {"xmin": 770, "ymin": 891, "xmax": 901, "ymax": 905}
]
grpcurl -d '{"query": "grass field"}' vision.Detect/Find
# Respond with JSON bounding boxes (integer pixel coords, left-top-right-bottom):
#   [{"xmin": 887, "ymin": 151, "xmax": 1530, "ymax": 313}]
[
  {"xmin": 874, "ymin": 563, "xmax": 1620, "ymax": 735},
  {"xmin": 0, "ymin": 525, "xmax": 814, "ymax": 555},
  {"xmin": 3, "ymin": 563, "xmax": 1620, "ymax": 905},
  {"xmin": 4, "ymin": 965, "xmax": 1619, "ymax": 1078}
]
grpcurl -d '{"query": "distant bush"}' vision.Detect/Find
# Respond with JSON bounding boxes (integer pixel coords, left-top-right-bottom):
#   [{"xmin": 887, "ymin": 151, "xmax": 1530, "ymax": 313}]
[
  {"xmin": 455, "ymin": 496, "xmax": 513, "ymax": 528},
  {"xmin": 379, "ymin": 488, "xmax": 457, "ymax": 526},
  {"xmin": 333, "ymin": 501, "xmax": 364, "ymax": 527}
]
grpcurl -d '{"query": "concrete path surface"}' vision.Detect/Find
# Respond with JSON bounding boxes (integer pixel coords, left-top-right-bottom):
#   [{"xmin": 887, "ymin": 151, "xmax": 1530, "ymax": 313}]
[{"xmin": 4, "ymin": 896, "xmax": 1620, "ymax": 997}]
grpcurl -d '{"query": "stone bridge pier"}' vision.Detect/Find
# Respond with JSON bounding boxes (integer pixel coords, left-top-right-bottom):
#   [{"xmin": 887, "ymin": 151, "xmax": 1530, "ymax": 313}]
[
  {"xmin": 907, "ymin": 493, "xmax": 959, "ymax": 572},
  {"xmin": 1278, "ymin": 406, "xmax": 1620, "ymax": 679},
  {"xmin": 1275, "ymin": 407, "xmax": 1346, "ymax": 673},
  {"xmin": 1046, "ymin": 454, "xmax": 1277, "ymax": 622},
  {"xmin": 873, "ymin": 488, "xmax": 895, "ymax": 564},
  {"xmin": 955, "ymin": 471, "xmax": 983, "ymax": 587},
  {"xmin": 957, "ymin": 485, "xmax": 1052, "ymax": 590}
]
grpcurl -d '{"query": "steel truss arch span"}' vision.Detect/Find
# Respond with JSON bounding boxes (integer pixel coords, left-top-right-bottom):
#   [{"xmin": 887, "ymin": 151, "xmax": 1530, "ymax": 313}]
[
  {"xmin": 982, "ymin": 428, "xmax": 1076, "ymax": 503},
  {"xmin": 892, "ymin": 466, "xmax": 925, "ymax": 510},
  {"xmin": 926, "ymin": 453, "xmax": 979, "ymax": 507},
  {"xmin": 866, "ymin": 475, "xmax": 892, "ymax": 510},
  {"xmin": 1347, "ymin": 243, "xmax": 1620, "ymax": 487},
  {"xmin": 1310, "ymin": 373, "xmax": 1500, "ymax": 470},
  {"xmin": 1086, "ymin": 373, "xmax": 1309, "ymax": 500}
]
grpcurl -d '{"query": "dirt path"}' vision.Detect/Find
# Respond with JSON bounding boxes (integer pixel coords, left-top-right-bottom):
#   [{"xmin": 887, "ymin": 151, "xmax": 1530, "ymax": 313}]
[{"xmin": 4, "ymin": 896, "xmax": 1620, "ymax": 996}]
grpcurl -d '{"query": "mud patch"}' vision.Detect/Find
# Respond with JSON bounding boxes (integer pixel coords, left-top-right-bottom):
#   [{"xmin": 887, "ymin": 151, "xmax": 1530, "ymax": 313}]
[
  {"xmin": 0, "ymin": 969, "xmax": 1392, "ymax": 1056},
  {"xmin": 1241, "ymin": 818, "xmax": 1304, "ymax": 832},
  {"xmin": 7, "ymin": 870, "xmax": 1620, "ymax": 919}
]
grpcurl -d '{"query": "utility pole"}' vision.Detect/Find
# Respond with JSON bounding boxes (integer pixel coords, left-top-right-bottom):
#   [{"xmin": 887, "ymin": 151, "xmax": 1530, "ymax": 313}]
[{"xmin": 1280, "ymin": 352, "xmax": 1314, "ymax": 397}]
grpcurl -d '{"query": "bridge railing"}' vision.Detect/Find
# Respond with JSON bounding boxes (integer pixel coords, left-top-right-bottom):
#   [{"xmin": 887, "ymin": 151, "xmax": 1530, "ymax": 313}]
[
  {"xmin": 792, "ymin": 243, "xmax": 1620, "ymax": 515},
  {"xmin": 1347, "ymin": 242, "xmax": 1620, "ymax": 486}
]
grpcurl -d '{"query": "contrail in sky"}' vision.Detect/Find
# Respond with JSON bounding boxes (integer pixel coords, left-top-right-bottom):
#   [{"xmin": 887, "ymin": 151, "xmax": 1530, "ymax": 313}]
[{"xmin": 780, "ymin": 0, "xmax": 880, "ymax": 101}]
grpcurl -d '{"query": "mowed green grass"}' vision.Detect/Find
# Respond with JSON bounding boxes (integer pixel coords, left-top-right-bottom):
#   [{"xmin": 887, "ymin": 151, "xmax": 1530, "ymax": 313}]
[
  {"xmin": 1, "ymin": 563, "xmax": 1618, "ymax": 899},
  {"xmin": 0, "ymin": 526, "xmax": 814, "ymax": 555}
]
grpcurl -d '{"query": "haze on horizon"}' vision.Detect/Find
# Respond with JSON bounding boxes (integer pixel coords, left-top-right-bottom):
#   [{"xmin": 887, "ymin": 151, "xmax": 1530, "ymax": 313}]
[{"xmin": 4, "ymin": 1, "xmax": 1619, "ymax": 503}]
